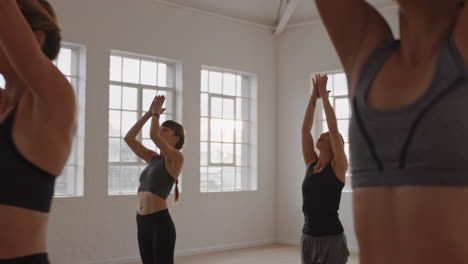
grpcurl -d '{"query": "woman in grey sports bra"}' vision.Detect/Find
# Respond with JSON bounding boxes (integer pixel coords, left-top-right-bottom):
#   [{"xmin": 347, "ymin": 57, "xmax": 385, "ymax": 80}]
[
  {"xmin": 125, "ymin": 95, "xmax": 185, "ymax": 264},
  {"xmin": 315, "ymin": 0, "xmax": 468, "ymax": 263}
]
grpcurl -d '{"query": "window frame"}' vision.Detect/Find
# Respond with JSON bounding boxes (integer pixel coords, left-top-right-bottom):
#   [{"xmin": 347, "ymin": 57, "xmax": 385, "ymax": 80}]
[
  {"xmin": 200, "ymin": 66, "xmax": 256, "ymax": 193},
  {"xmin": 53, "ymin": 42, "xmax": 86, "ymax": 198},
  {"xmin": 108, "ymin": 50, "xmax": 179, "ymax": 196}
]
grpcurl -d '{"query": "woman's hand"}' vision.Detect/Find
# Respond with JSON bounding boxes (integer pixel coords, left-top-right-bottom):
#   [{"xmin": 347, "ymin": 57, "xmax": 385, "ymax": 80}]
[
  {"xmin": 151, "ymin": 95, "xmax": 166, "ymax": 115},
  {"xmin": 311, "ymin": 75, "xmax": 320, "ymax": 101},
  {"xmin": 317, "ymin": 74, "xmax": 330, "ymax": 99}
]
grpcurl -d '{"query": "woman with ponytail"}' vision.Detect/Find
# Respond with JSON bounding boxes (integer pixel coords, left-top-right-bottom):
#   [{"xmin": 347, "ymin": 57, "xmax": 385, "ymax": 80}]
[
  {"xmin": 124, "ymin": 95, "xmax": 185, "ymax": 264},
  {"xmin": 0, "ymin": 0, "xmax": 75, "ymax": 263}
]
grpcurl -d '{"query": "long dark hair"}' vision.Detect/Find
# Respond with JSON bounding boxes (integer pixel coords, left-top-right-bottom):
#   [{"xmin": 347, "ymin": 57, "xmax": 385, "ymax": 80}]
[
  {"xmin": 161, "ymin": 120, "xmax": 185, "ymax": 150},
  {"xmin": 161, "ymin": 120, "xmax": 185, "ymax": 203}
]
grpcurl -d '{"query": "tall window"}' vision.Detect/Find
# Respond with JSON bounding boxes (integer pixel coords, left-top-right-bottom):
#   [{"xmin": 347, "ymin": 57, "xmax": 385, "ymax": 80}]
[
  {"xmin": 54, "ymin": 44, "xmax": 86, "ymax": 197},
  {"xmin": 200, "ymin": 68, "xmax": 256, "ymax": 192},
  {"xmin": 0, "ymin": 44, "xmax": 86, "ymax": 197},
  {"xmin": 108, "ymin": 51, "xmax": 177, "ymax": 195},
  {"xmin": 316, "ymin": 72, "xmax": 352, "ymax": 191}
]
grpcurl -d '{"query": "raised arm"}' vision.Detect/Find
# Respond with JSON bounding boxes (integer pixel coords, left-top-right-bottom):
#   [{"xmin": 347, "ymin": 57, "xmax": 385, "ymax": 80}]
[
  {"xmin": 302, "ymin": 76, "xmax": 320, "ymax": 167},
  {"xmin": 124, "ymin": 112, "xmax": 157, "ymax": 163},
  {"xmin": 149, "ymin": 96, "xmax": 183, "ymax": 164},
  {"xmin": 315, "ymin": 0, "xmax": 392, "ymax": 91},
  {"xmin": 317, "ymin": 75, "xmax": 348, "ymax": 182},
  {"xmin": 0, "ymin": 1, "xmax": 73, "ymax": 104}
]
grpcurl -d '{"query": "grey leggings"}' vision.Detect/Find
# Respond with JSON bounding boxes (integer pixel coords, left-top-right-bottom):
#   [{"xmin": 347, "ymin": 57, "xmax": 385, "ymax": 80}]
[{"xmin": 301, "ymin": 233, "xmax": 349, "ymax": 264}]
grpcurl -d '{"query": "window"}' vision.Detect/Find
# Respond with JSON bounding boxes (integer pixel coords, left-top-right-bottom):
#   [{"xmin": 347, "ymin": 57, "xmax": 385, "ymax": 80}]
[
  {"xmin": 53, "ymin": 44, "xmax": 86, "ymax": 197},
  {"xmin": 315, "ymin": 72, "xmax": 352, "ymax": 191},
  {"xmin": 0, "ymin": 75, "xmax": 5, "ymax": 89},
  {"xmin": 108, "ymin": 51, "xmax": 177, "ymax": 195},
  {"xmin": 200, "ymin": 68, "xmax": 257, "ymax": 192}
]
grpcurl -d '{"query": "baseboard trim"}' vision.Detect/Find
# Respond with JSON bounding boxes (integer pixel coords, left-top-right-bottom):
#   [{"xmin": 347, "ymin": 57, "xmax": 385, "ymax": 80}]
[
  {"xmin": 176, "ymin": 239, "xmax": 275, "ymax": 256},
  {"xmin": 84, "ymin": 239, "xmax": 275, "ymax": 264},
  {"xmin": 85, "ymin": 256, "xmax": 140, "ymax": 264}
]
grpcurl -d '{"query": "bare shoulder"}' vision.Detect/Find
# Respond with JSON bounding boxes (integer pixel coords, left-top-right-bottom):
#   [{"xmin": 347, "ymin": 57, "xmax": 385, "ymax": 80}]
[
  {"xmin": 316, "ymin": 0, "xmax": 393, "ymax": 91},
  {"xmin": 331, "ymin": 158, "xmax": 347, "ymax": 182},
  {"xmin": 35, "ymin": 77, "xmax": 76, "ymax": 129}
]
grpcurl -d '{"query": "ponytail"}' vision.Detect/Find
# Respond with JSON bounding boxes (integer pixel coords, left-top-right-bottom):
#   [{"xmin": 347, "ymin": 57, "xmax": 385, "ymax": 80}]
[{"xmin": 174, "ymin": 180, "xmax": 180, "ymax": 203}]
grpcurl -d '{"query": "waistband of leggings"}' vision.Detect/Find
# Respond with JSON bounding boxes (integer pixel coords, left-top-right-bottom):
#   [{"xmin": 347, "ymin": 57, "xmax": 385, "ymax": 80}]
[
  {"xmin": 137, "ymin": 208, "xmax": 170, "ymax": 219},
  {"xmin": 301, "ymin": 232, "xmax": 344, "ymax": 241}
]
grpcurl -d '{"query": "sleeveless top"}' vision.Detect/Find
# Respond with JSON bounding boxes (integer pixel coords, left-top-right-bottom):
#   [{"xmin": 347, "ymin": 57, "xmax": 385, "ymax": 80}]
[
  {"xmin": 138, "ymin": 155, "xmax": 175, "ymax": 199},
  {"xmin": 0, "ymin": 107, "xmax": 56, "ymax": 212},
  {"xmin": 302, "ymin": 162, "xmax": 344, "ymax": 236},
  {"xmin": 350, "ymin": 34, "xmax": 468, "ymax": 188}
]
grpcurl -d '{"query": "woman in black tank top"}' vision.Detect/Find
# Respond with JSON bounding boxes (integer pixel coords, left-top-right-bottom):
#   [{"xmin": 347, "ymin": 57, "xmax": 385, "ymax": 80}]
[
  {"xmin": 0, "ymin": 1, "xmax": 76, "ymax": 263},
  {"xmin": 300, "ymin": 74, "xmax": 349, "ymax": 264}
]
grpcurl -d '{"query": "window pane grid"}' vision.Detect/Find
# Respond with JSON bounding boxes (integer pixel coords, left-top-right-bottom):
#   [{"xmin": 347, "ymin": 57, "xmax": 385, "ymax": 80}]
[
  {"xmin": 109, "ymin": 52, "xmax": 177, "ymax": 195},
  {"xmin": 201, "ymin": 68, "xmax": 252, "ymax": 192},
  {"xmin": 51, "ymin": 44, "xmax": 84, "ymax": 197},
  {"xmin": 200, "ymin": 165, "xmax": 250, "ymax": 192}
]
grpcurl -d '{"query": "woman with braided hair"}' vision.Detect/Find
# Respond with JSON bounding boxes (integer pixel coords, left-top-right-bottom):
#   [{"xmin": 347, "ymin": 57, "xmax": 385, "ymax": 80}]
[{"xmin": 125, "ymin": 95, "xmax": 185, "ymax": 264}]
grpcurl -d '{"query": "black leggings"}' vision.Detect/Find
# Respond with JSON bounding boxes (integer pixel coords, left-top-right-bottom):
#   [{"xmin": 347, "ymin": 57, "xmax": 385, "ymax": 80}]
[
  {"xmin": 137, "ymin": 209, "xmax": 176, "ymax": 264},
  {"xmin": 0, "ymin": 254, "xmax": 49, "ymax": 264}
]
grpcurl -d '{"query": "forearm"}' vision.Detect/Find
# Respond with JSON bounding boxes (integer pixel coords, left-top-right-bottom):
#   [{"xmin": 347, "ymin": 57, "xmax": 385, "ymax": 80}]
[
  {"xmin": 125, "ymin": 112, "xmax": 151, "ymax": 140},
  {"xmin": 322, "ymin": 97, "xmax": 338, "ymax": 132},
  {"xmin": 149, "ymin": 115, "xmax": 171, "ymax": 153},
  {"xmin": 302, "ymin": 98, "xmax": 317, "ymax": 133},
  {"xmin": 149, "ymin": 114, "xmax": 161, "ymax": 139}
]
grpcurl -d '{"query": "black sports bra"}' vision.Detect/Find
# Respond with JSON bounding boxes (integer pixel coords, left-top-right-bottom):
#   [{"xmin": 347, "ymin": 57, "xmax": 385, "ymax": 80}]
[{"xmin": 0, "ymin": 107, "xmax": 56, "ymax": 212}]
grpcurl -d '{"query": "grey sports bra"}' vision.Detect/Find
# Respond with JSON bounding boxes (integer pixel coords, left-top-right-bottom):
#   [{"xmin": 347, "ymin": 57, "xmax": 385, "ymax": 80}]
[
  {"xmin": 138, "ymin": 155, "xmax": 176, "ymax": 199},
  {"xmin": 350, "ymin": 34, "xmax": 468, "ymax": 188}
]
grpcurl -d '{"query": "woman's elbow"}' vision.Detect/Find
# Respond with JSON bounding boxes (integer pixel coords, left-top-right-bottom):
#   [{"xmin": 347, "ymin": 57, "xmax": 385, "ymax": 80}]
[{"xmin": 150, "ymin": 135, "xmax": 161, "ymax": 144}]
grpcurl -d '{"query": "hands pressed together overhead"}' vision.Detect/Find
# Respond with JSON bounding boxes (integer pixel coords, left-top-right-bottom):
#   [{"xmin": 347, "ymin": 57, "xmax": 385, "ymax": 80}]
[
  {"xmin": 312, "ymin": 74, "xmax": 330, "ymax": 100},
  {"xmin": 150, "ymin": 95, "xmax": 166, "ymax": 115}
]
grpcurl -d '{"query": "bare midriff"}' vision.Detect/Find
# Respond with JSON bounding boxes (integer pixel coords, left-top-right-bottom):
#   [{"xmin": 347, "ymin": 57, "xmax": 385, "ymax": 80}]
[
  {"xmin": 0, "ymin": 205, "xmax": 48, "ymax": 259},
  {"xmin": 354, "ymin": 187, "xmax": 468, "ymax": 264},
  {"xmin": 137, "ymin": 192, "xmax": 168, "ymax": 215}
]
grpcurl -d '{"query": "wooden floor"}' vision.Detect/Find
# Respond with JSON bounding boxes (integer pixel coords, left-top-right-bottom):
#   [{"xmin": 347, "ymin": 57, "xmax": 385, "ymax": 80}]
[{"xmin": 128, "ymin": 244, "xmax": 359, "ymax": 263}]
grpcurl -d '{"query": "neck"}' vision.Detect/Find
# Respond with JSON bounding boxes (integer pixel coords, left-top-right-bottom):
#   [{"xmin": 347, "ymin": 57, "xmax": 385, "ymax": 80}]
[
  {"xmin": 318, "ymin": 150, "xmax": 333, "ymax": 165},
  {"xmin": 398, "ymin": 6, "xmax": 460, "ymax": 64}
]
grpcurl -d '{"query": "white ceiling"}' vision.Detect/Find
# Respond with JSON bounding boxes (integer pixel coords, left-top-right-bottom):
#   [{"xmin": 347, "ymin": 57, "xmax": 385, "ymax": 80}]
[{"xmin": 161, "ymin": 0, "xmax": 396, "ymax": 27}]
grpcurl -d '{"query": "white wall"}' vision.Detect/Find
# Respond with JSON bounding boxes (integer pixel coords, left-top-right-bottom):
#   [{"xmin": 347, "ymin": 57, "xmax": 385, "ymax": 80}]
[
  {"xmin": 40, "ymin": 1, "xmax": 404, "ymax": 262},
  {"xmin": 46, "ymin": 0, "xmax": 277, "ymax": 263},
  {"xmin": 275, "ymin": 6, "xmax": 400, "ymax": 251}
]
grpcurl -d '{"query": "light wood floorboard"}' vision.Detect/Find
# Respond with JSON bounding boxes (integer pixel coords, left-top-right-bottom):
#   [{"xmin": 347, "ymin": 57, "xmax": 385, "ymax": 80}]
[{"xmin": 127, "ymin": 244, "xmax": 359, "ymax": 263}]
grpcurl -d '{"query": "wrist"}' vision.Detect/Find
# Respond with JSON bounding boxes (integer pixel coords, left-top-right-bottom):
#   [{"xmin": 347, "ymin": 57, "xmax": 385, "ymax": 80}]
[{"xmin": 152, "ymin": 113, "xmax": 160, "ymax": 118}]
